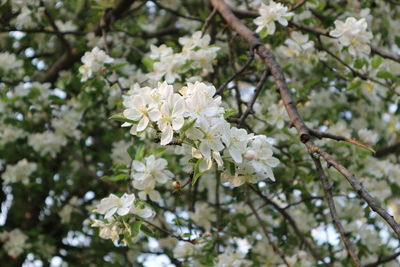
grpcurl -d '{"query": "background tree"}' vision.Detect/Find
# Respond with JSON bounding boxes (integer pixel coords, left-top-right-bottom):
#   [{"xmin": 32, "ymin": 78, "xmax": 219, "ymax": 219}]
[{"xmin": 1, "ymin": 0, "xmax": 400, "ymax": 266}]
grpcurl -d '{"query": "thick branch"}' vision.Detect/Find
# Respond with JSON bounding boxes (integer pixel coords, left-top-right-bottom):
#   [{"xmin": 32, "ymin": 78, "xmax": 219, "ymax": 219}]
[
  {"xmin": 306, "ymin": 143, "xmax": 400, "ymax": 237},
  {"xmin": 375, "ymin": 143, "xmax": 400, "ymax": 157},
  {"xmin": 230, "ymin": 8, "xmax": 400, "ymax": 65},
  {"xmin": 210, "ymin": 0, "xmax": 311, "ymax": 141},
  {"xmin": 210, "ymin": 0, "xmax": 400, "ymax": 238}
]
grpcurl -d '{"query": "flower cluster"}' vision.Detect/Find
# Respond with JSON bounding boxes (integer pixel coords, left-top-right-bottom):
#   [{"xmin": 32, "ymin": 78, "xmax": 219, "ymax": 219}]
[
  {"xmin": 79, "ymin": 47, "xmax": 114, "ymax": 82},
  {"xmin": 28, "ymin": 131, "xmax": 67, "ymax": 158},
  {"xmin": 253, "ymin": 1, "xmax": 293, "ymax": 36},
  {"xmin": 147, "ymin": 31, "xmax": 220, "ymax": 83},
  {"xmin": 0, "ymin": 229, "xmax": 30, "ymax": 258},
  {"xmin": 216, "ymin": 247, "xmax": 250, "ymax": 267},
  {"xmin": 278, "ymin": 31, "xmax": 315, "ymax": 58},
  {"xmin": 92, "ymin": 193, "xmax": 154, "ymax": 244},
  {"xmin": 131, "ymin": 155, "xmax": 173, "ymax": 202},
  {"xmin": 0, "ymin": 52, "xmax": 23, "ymax": 73},
  {"xmin": 94, "ymin": 192, "xmax": 154, "ymax": 218},
  {"xmin": 330, "ymin": 17, "xmax": 373, "ymax": 57},
  {"xmin": 2, "ymin": 159, "xmax": 37, "ymax": 185},
  {"xmin": 122, "ymin": 81, "xmax": 279, "ymax": 185}
]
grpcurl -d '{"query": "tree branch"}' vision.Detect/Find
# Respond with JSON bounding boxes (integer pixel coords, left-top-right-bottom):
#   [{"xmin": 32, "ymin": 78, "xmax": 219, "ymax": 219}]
[
  {"xmin": 311, "ymin": 157, "xmax": 361, "ymax": 267},
  {"xmin": 210, "ymin": 0, "xmax": 400, "ymax": 238},
  {"xmin": 244, "ymin": 185, "xmax": 290, "ymax": 267},
  {"xmin": 41, "ymin": 0, "xmax": 136, "ymax": 83},
  {"xmin": 238, "ymin": 69, "xmax": 269, "ymax": 127},
  {"xmin": 374, "ymin": 142, "xmax": 400, "ymax": 157},
  {"xmin": 250, "ymin": 185, "xmax": 331, "ymax": 266},
  {"xmin": 365, "ymin": 250, "xmax": 400, "ymax": 267},
  {"xmin": 309, "ymin": 128, "xmax": 375, "ymax": 153}
]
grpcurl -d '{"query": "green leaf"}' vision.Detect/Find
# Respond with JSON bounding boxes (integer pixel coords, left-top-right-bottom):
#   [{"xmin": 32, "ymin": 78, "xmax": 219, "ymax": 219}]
[
  {"xmin": 151, "ymin": 147, "xmax": 167, "ymax": 157},
  {"xmin": 224, "ymin": 108, "xmax": 237, "ymax": 118},
  {"xmin": 180, "ymin": 118, "xmax": 197, "ymax": 133},
  {"xmin": 135, "ymin": 145, "xmax": 145, "ymax": 161},
  {"xmin": 101, "ymin": 173, "xmax": 128, "ymax": 182},
  {"xmin": 192, "ymin": 158, "xmax": 208, "ymax": 185},
  {"xmin": 182, "ymin": 233, "xmax": 191, "ymax": 238},
  {"xmin": 142, "ymin": 57, "xmax": 155, "ymax": 70},
  {"xmin": 108, "ymin": 63, "xmax": 127, "ymax": 71},
  {"xmin": 223, "ymin": 160, "xmax": 235, "ymax": 175},
  {"xmin": 395, "ymin": 36, "xmax": 400, "ymax": 48},
  {"xmin": 131, "ymin": 220, "xmax": 142, "ymax": 237},
  {"xmin": 371, "ymin": 55, "xmax": 383, "ymax": 69},
  {"xmin": 113, "ymin": 163, "xmax": 128, "ymax": 171},
  {"xmin": 141, "ymin": 224, "xmax": 161, "ymax": 238},
  {"xmin": 127, "ymin": 145, "xmax": 135, "ymax": 160},
  {"xmin": 376, "ymin": 70, "xmax": 396, "ymax": 80},
  {"xmin": 108, "ymin": 113, "xmax": 136, "ymax": 124},
  {"xmin": 347, "ymin": 78, "xmax": 362, "ymax": 91},
  {"xmin": 353, "ymin": 58, "xmax": 367, "ymax": 69},
  {"xmin": 259, "ymin": 27, "xmax": 269, "ymax": 39}
]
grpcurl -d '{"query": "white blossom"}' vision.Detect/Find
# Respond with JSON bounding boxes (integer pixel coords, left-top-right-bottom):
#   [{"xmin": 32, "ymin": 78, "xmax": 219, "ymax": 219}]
[
  {"xmin": 0, "ymin": 52, "xmax": 23, "ymax": 72},
  {"xmin": 111, "ymin": 140, "xmax": 131, "ymax": 165},
  {"xmin": 131, "ymin": 155, "xmax": 173, "ymax": 184},
  {"xmin": 266, "ymin": 104, "xmax": 288, "ymax": 129},
  {"xmin": 95, "ymin": 193, "xmax": 135, "ymax": 219},
  {"xmin": 358, "ymin": 128, "xmax": 379, "ymax": 145},
  {"xmin": 173, "ymin": 242, "xmax": 195, "ymax": 258},
  {"xmin": 123, "ymin": 94, "xmax": 161, "ymax": 132},
  {"xmin": 91, "ymin": 218, "xmax": 123, "ymax": 243},
  {"xmin": 2, "ymin": 159, "xmax": 37, "ymax": 185},
  {"xmin": 279, "ymin": 31, "xmax": 314, "ymax": 57},
  {"xmin": 0, "ymin": 229, "xmax": 30, "ymax": 258},
  {"xmin": 253, "ymin": 1, "xmax": 293, "ymax": 35},
  {"xmin": 191, "ymin": 203, "xmax": 216, "ymax": 231},
  {"xmin": 216, "ymin": 247, "xmax": 251, "ymax": 267},
  {"xmin": 157, "ymin": 93, "xmax": 185, "ymax": 145},
  {"xmin": 330, "ymin": 17, "xmax": 373, "ymax": 57},
  {"xmin": 79, "ymin": 47, "xmax": 114, "ymax": 81},
  {"xmin": 28, "ymin": 131, "xmax": 67, "ymax": 158},
  {"xmin": 222, "ymin": 127, "xmax": 252, "ymax": 163}
]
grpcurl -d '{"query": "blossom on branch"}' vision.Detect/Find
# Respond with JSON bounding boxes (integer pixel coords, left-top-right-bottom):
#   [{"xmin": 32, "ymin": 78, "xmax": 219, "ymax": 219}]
[
  {"xmin": 253, "ymin": 1, "xmax": 293, "ymax": 36},
  {"xmin": 330, "ymin": 17, "xmax": 373, "ymax": 57}
]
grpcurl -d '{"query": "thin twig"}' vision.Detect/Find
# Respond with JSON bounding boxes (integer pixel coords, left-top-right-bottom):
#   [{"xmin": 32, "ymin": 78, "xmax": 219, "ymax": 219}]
[
  {"xmin": 238, "ymin": 69, "xmax": 269, "ymax": 126},
  {"xmin": 250, "ymin": 185, "xmax": 331, "ymax": 266},
  {"xmin": 152, "ymin": 0, "xmax": 203, "ymax": 21},
  {"xmin": 244, "ymin": 185, "xmax": 290, "ymax": 267},
  {"xmin": 217, "ymin": 50, "xmax": 254, "ymax": 94},
  {"xmin": 290, "ymin": 0, "xmax": 308, "ymax": 11},
  {"xmin": 215, "ymin": 171, "xmax": 221, "ymax": 253},
  {"xmin": 371, "ymin": 46, "xmax": 400, "ymax": 64},
  {"xmin": 311, "ymin": 157, "xmax": 361, "ymax": 267},
  {"xmin": 306, "ymin": 143, "xmax": 400, "ymax": 237},
  {"xmin": 201, "ymin": 7, "xmax": 218, "ymax": 35},
  {"xmin": 143, "ymin": 219, "xmax": 196, "ymax": 244},
  {"xmin": 309, "ymin": 128, "xmax": 375, "ymax": 153},
  {"xmin": 365, "ymin": 250, "xmax": 400, "ymax": 267}
]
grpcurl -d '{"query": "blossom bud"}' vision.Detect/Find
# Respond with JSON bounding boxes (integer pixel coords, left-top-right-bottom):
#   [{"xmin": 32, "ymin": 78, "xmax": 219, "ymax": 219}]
[
  {"xmin": 244, "ymin": 150, "xmax": 257, "ymax": 161},
  {"xmin": 172, "ymin": 181, "xmax": 181, "ymax": 190}
]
